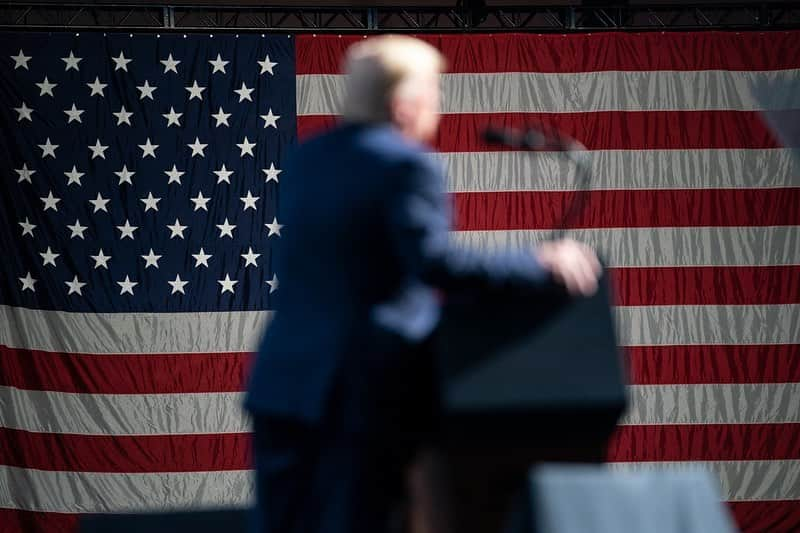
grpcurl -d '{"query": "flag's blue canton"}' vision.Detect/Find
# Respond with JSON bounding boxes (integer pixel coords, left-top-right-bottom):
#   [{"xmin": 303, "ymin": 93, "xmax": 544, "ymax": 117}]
[{"xmin": 0, "ymin": 32, "xmax": 296, "ymax": 312}]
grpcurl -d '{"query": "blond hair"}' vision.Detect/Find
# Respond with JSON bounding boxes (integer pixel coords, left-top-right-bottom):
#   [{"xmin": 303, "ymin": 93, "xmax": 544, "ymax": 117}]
[{"xmin": 341, "ymin": 35, "xmax": 445, "ymax": 123}]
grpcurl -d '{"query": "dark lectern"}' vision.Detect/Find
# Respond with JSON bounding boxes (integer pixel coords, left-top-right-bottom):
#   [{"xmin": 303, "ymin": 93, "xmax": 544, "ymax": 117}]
[{"xmin": 435, "ymin": 272, "xmax": 626, "ymax": 533}]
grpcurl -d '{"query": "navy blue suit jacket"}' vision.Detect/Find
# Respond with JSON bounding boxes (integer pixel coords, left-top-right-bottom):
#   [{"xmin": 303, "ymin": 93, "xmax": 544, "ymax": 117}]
[{"xmin": 245, "ymin": 123, "xmax": 558, "ymax": 423}]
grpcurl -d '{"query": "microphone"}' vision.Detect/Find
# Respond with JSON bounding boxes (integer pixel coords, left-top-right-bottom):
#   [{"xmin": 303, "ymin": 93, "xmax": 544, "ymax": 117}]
[
  {"xmin": 482, "ymin": 126, "xmax": 555, "ymax": 150},
  {"xmin": 480, "ymin": 126, "xmax": 592, "ymax": 239}
]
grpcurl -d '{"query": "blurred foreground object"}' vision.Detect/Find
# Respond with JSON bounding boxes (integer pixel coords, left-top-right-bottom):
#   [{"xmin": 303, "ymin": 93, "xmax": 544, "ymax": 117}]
[{"xmin": 526, "ymin": 464, "xmax": 737, "ymax": 533}]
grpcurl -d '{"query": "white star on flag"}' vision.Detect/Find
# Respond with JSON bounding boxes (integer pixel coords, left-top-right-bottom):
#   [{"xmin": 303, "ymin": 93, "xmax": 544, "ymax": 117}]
[
  {"xmin": 11, "ymin": 49, "xmax": 32, "ymax": 70},
  {"xmin": 262, "ymin": 163, "xmax": 281, "ymax": 184},
  {"xmin": 87, "ymin": 77, "xmax": 107, "ymax": 97},
  {"xmin": 64, "ymin": 103, "xmax": 85, "ymax": 124},
  {"xmin": 214, "ymin": 164, "xmax": 234, "ymax": 184},
  {"xmin": 62, "ymin": 51, "xmax": 82, "ymax": 71},
  {"xmin": 209, "ymin": 53, "xmax": 229, "ymax": 73},
  {"xmin": 167, "ymin": 218, "xmax": 188, "ymax": 239},
  {"xmin": 41, "ymin": 191, "xmax": 60, "ymax": 212},
  {"xmin": 14, "ymin": 102, "xmax": 33, "ymax": 122},
  {"xmin": 16, "ymin": 163, "xmax": 36, "ymax": 183},
  {"xmin": 185, "ymin": 80, "xmax": 206, "ymax": 101},
  {"xmin": 36, "ymin": 76, "xmax": 56, "ymax": 97},
  {"xmin": 191, "ymin": 191, "xmax": 211, "ymax": 211},
  {"xmin": 188, "ymin": 137, "xmax": 208, "ymax": 157},
  {"xmin": 113, "ymin": 105, "xmax": 133, "ymax": 126},
  {"xmin": 115, "ymin": 165, "xmax": 135, "ymax": 185},
  {"xmin": 169, "ymin": 274, "xmax": 189, "ymax": 295},
  {"xmin": 265, "ymin": 217, "xmax": 284, "ymax": 237},
  {"xmin": 40, "ymin": 247, "xmax": 59, "ymax": 267},
  {"xmin": 160, "ymin": 53, "xmax": 181, "ymax": 73},
  {"xmin": 141, "ymin": 248, "xmax": 162, "ymax": 269},
  {"xmin": 260, "ymin": 109, "xmax": 280, "ymax": 128},
  {"xmin": 89, "ymin": 192, "xmax": 110, "ymax": 213},
  {"xmin": 137, "ymin": 80, "xmax": 157, "ymax": 100},
  {"xmin": 258, "ymin": 55, "xmax": 277, "ymax": 75},
  {"xmin": 163, "ymin": 106, "xmax": 182, "ymax": 127},
  {"xmin": 67, "ymin": 219, "xmax": 88, "ymax": 239},
  {"xmin": 65, "ymin": 276, "xmax": 87, "ymax": 296},
  {"xmin": 91, "ymin": 248, "xmax": 111, "ymax": 269},
  {"xmin": 38, "ymin": 137, "xmax": 58, "ymax": 159},
  {"xmin": 117, "ymin": 275, "xmax": 138, "ymax": 295},
  {"xmin": 240, "ymin": 190, "xmax": 260, "ymax": 211},
  {"xmin": 89, "ymin": 139, "xmax": 109, "ymax": 159},
  {"xmin": 192, "ymin": 248, "xmax": 212, "ymax": 268},
  {"xmin": 19, "ymin": 218, "xmax": 36, "ymax": 237},
  {"xmin": 237, "ymin": 136, "xmax": 256, "ymax": 157},
  {"xmin": 216, "ymin": 218, "xmax": 236, "ymax": 238},
  {"xmin": 112, "ymin": 51, "xmax": 132, "ymax": 71},
  {"xmin": 241, "ymin": 247, "xmax": 261, "ymax": 267},
  {"xmin": 266, "ymin": 273, "xmax": 279, "ymax": 293},
  {"xmin": 19, "ymin": 272, "xmax": 37, "ymax": 292},
  {"xmin": 165, "ymin": 164, "xmax": 185, "ymax": 185},
  {"xmin": 65, "ymin": 166, "xmax": 84, "ymax": 186},
  {"xmin": 234, "ymin": 82, "xmax": 255, "ymax": 102},
  {"xmin": 212, "ymin": 106, "xmax": 231, "ymax": 127},
  {"xmin": 218, "ymin": 274, "xmax": 238, "ymax": 294},
  {"xmin": 141, "ymin": 192, "xmax": 161, "ymax": 212},
  {"xmin": 39, "ymin": 138, "xmax": 58, "ymax": 158},
  {"xmin": 139, "ymin": 138, "xmax": 159, "ymax": 158},
  {"xmin": 117, "ymin": 219, "xmax": 138, "ymax": 240}
]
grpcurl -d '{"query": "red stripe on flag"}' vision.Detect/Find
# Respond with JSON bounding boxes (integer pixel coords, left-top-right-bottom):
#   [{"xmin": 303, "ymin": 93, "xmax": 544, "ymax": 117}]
[
  {"xmin": 295, "ymin": 32, "xmax": 800, "ymax": 74},
  {"xmin": 608, "ymin": 266, "xmax": 800, "ymax": 307},
  {"xmin": 0, "ymin": 509, "xmax": 79, "ymax": 533},
  {"xmin": 0, "ymin": 428, "xmax": 252, "ymax": 473},
  {"xmin": 436, "ymin": 111, "xmax": 781, "ymax": 151},
  {"xmin": 607, "ymin": 424, "xmax": 800, "ymax": 462},
  {"xmin": 625, "ymin": 344, "xmax": 800, "ymax": 385},
  {"xmin": 2, "ymin": 423, "xmax": 797, "ymax": 474},
  {"xmin": 0, "ymin": 347, "xmax": 250, "ymax": 394},
  {"xmin": 297, "ymin": 115, "xmax": 337, "ymax": 140},
  {"xmin": 451, "ymin": 189, "xmax": 800, "ymax": 230},
  {"xmin": 2, "ymin": 342, "xmax": 797, "ymax": 395},
  {"xmin": 297, "ymin": 111, "xmax": 782, "ymax": 150},
  {"xmin": 729, "ymin": 501, "xmax": 800, "ymax": 533}
]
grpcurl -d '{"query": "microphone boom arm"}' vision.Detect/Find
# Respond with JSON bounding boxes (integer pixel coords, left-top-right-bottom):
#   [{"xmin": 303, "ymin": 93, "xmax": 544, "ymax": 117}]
[{"xmin": 482, "ymin": 127, "xmax": 593, "ymax": 240}]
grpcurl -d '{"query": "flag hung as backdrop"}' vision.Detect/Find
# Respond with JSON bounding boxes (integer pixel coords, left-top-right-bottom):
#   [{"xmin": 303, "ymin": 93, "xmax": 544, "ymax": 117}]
[{"xmin": 0, "ymin": 30, "xmax": 799, "ymax": 533}]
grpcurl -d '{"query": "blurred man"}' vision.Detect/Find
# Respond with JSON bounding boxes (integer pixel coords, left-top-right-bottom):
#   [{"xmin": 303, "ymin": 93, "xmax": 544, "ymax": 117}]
[{"xmin": 245, "ymin": 36, "xmax": 601, "ymax": 533}]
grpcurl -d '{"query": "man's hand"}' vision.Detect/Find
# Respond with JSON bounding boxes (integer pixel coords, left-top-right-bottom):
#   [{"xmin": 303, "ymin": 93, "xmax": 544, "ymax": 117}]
[{"xmin": 535, "ymin": 238, "xmax": 602, "ymax": 296}]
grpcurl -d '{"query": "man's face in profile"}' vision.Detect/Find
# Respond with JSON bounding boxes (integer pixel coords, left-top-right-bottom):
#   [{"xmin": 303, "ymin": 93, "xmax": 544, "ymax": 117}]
[{"xmin": 393, "ymin": 71, "xmax": 442, "ymax": 143}]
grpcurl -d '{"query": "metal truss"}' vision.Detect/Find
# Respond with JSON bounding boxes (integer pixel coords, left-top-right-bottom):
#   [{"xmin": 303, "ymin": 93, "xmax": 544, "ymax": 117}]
[{"xmin": 1, "ymin": 2, "xmax": 799, "ymax": 32}]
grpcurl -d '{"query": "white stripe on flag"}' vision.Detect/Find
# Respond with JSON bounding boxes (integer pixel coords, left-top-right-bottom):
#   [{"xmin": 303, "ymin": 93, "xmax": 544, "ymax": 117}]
[
  {"xmin": 620, "ymin": 383, "xmax": 800, "ymax": 425},
  {"xmin": 0, "ymin": 465, "xmax": 252, "ymax": 513},
  {"xmin": 453, "ymin": 226, "xmax": 800, "ymax": 267},
  {"xmin": 1, "ymin": 303, "xmax": 797, "ymax": 354},
  {"xmin": 3, "ymin": 459, "xmax": 798, "ymax": 513},
  {"xmin": 0, "ymin": 387, "xmax": 250, "ymax": 435},
  {"xmin": 0, "ymin": 305, "xmax": 271, "ymax": 355},
  {"xmin": 614, "ymin": 304, "xmax": 799, "ymax": 346},
  {"xmin": 297, "ymin": 70, "xmax": 800, "ymax": 115},
  {"xmin": 608, "ymin": 460, "xmax": 800, "ymax": 502},
  {"xmin": 3, "ymin": 383, "xmax": 798, "ymax": 436},
  {"xmin": 438, "ymin": 149, "xmax": 800, "ymax": 192}
]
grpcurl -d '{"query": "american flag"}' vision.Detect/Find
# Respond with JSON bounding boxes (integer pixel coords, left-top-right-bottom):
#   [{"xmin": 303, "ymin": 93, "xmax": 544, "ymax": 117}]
[{"xmin": 1, "ymin": 30, "xmax": 799, "ymax": 532}]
